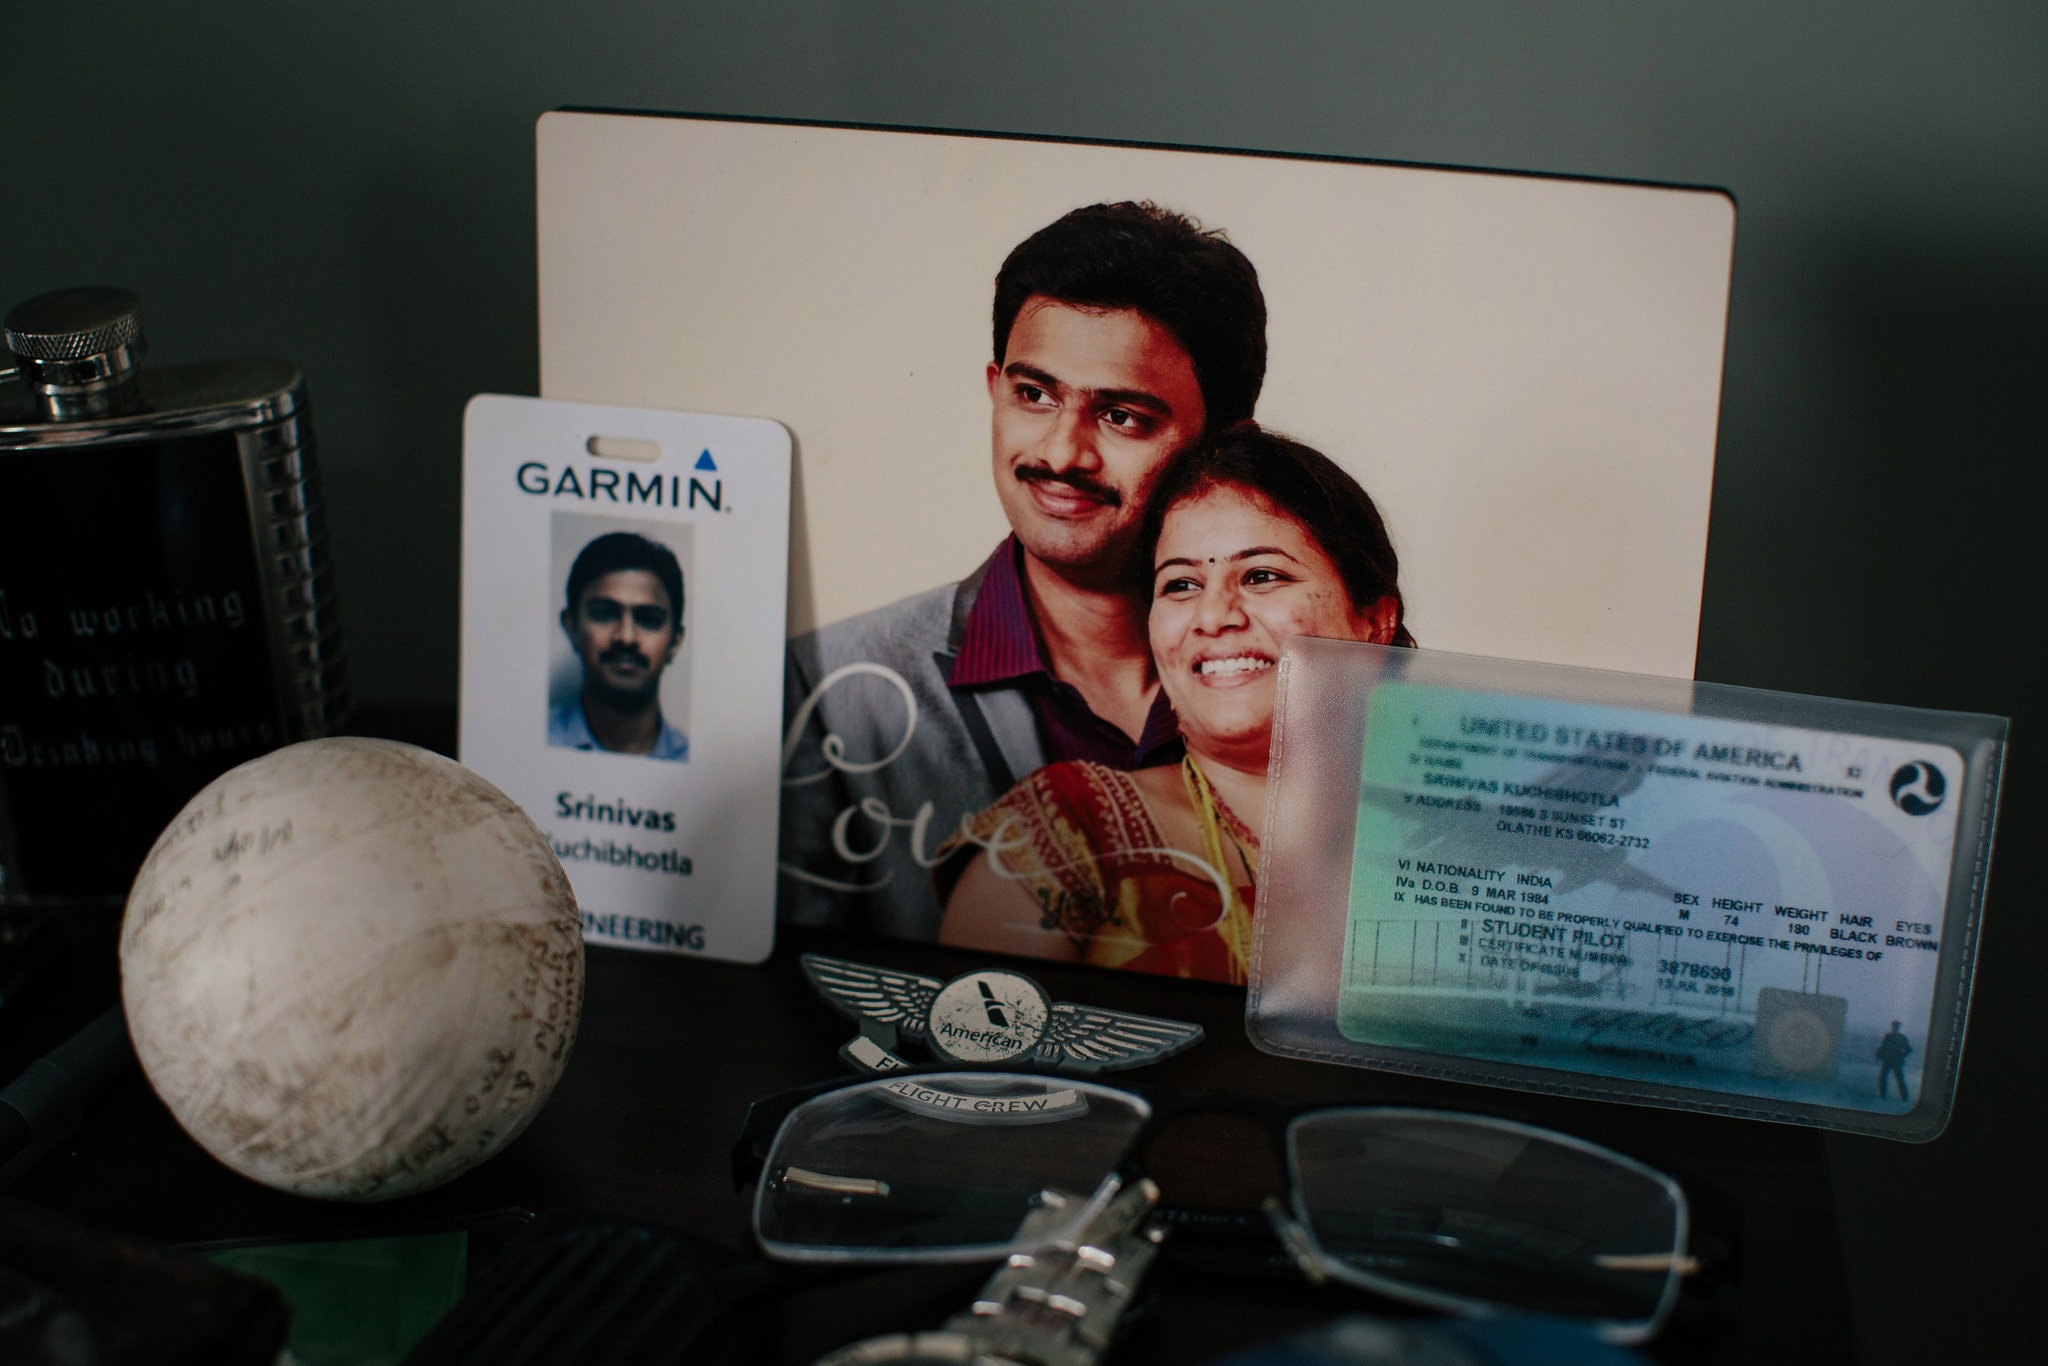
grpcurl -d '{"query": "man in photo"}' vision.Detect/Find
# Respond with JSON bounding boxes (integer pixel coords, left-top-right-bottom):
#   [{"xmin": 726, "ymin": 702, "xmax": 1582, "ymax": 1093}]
[
  {"xmin": 550, "ymin": 531, "xmax": 690, "ymax": 761},
  {"xmin": 780, "ymin": 200, "xmax": 1266, "ymax": 937}
]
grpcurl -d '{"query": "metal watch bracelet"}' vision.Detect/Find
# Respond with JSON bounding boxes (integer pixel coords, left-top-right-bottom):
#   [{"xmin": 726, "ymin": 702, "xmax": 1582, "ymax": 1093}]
[{"xmin": 812, "ymin": 1179, "xmax": 1164, "ymax": 1366}]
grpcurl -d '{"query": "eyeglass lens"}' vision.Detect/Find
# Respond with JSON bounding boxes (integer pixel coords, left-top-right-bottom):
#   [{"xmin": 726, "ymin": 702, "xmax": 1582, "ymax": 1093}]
[
  {"xmin": 756, "ymin": 1078, "xmax": 1687, "ymax": 1336},
  {"xmin": 1288, "ymin": 1110, "xmax": 1684, "ymax": 1333},
  {"xmin": 755, "ymin": 1074, "xmax": 1153, "ymax": 1260}
]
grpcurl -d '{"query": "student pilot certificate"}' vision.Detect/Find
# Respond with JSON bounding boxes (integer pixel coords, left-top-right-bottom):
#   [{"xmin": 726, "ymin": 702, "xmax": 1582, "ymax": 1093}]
[{"xmin": 1339, "ymin": 683, "xmax": 1965, "ymax": 1117}]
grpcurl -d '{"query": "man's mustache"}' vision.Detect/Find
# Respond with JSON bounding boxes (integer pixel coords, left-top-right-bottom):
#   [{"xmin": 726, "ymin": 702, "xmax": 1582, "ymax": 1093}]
[
  {"xmin": 599, "ymin": 644, "xmax": 651, "ymax": 668},
  {"xmin": 1013, "ymin": 464, "xmax": 1122, "ymax": 507}
]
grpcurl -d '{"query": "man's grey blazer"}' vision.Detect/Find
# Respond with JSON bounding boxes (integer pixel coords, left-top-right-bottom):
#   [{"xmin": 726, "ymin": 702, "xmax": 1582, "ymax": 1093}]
[{"xmin": 777, "ymin": 549, "xmax": 1047, "ymax": 941}]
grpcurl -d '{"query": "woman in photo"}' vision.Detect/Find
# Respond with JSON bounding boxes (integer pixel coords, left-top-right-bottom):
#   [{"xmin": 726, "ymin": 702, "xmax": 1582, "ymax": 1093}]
[{"xmin": 935, "ymin": 425, "xmax": 1415, "ymax": 983}]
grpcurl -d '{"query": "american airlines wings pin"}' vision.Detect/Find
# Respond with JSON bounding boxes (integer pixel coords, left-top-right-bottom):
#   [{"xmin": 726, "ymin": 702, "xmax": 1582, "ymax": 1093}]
[{"xmin": 800, "ymin": 954, "xmax": 1205, "ymax": 1075}]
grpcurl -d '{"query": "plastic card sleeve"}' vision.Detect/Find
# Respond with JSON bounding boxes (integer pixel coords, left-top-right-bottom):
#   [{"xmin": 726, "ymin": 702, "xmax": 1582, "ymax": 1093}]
[{"xmin": 1250, "ymin": 638, "xmax": 2006, "ymax": 1141}]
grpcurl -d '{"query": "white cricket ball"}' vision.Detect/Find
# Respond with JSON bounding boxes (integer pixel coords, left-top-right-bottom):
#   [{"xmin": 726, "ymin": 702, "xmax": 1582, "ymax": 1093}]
[{"xmin": 120, "ymin": 737, "xmax": 583, "ymax": 1200}]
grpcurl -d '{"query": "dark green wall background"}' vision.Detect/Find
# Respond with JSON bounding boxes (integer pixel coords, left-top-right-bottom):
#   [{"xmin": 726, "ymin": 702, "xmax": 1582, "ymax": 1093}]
[{"xmin": 5, "ymin": 3, "xmax": 2043, "ymax": 1359}]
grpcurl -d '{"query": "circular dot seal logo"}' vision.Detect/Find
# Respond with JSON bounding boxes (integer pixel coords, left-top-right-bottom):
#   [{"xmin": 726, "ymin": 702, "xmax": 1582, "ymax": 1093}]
[
  {"xmin": 926, "ymin": 970, "xmax": 1051, "ymax": 1064},
  {"xmin": 1889, "ymin": 761, "xmax": 1947, "ymax": 816},
  {"xmin": 1764, "ymin": 1009, "xmax": 1836, "ymax": 1073}
]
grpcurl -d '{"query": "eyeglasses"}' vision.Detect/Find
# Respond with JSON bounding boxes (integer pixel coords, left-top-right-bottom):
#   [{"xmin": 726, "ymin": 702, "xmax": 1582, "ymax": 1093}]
[{"xmin": 731, "ymin": 1071, "xmax": 1694, "ymax": 1345}]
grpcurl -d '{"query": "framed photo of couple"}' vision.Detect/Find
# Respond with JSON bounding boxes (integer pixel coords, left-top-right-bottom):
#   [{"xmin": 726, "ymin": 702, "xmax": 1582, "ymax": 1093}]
[{"xmin": 536, "ymin": 110, "xmax": 1736, "ymax": 984}]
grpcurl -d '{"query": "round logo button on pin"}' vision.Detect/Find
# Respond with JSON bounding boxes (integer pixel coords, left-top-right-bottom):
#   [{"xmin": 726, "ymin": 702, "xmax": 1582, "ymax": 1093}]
[{"xmin": 925, "ymin": 970, "xmax": 1052, "ymax": 1064}]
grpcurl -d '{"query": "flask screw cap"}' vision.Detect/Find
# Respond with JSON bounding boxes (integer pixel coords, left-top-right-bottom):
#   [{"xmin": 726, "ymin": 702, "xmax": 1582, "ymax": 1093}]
[{"xmin": 4, "ymin": 287, "xmax": 145, "ymax": 362}]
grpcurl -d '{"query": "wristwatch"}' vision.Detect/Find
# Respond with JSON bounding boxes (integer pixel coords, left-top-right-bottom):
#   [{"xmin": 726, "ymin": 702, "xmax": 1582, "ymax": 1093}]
[{"xmin": 812, "ymin": 1179, "xmax": 1164, "ymax": 1366}]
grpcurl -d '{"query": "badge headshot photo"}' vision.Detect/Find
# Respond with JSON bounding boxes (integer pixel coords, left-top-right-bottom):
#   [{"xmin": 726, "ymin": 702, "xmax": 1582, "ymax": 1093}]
[{"xmin": 546, "ymin": 512, "xmax": 695, "ymax": 763}]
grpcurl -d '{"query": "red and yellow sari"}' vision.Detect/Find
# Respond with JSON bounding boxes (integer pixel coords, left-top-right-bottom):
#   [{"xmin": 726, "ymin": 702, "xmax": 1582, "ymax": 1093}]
[{"xmin": 938, "ymin": 758, "xmax": 1258, "ymax": 985}]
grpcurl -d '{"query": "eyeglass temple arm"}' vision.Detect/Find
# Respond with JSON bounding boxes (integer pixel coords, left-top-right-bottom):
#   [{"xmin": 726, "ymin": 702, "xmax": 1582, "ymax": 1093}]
[
  {"xmin": 730, "ymin": 1130, "xmax": 769, "ymax": 1192},
  {"xmin": 1259, "ymin": 1197, "xmax": 1333, "ymax": 1286},
  {"xmin": 729, "ymin": 1083, "xmax": 842, "ymax": 1191}
]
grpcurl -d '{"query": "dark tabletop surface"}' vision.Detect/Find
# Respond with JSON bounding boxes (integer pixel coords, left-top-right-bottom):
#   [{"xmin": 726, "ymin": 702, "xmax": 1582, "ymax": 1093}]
[
  {"xmin": 0, "ymin": 703, "xmax": 1875, "ymax": 1364},
  {"xmin": 5, "ymin": 923, "xmax": 1850, "ymax": 1365}
]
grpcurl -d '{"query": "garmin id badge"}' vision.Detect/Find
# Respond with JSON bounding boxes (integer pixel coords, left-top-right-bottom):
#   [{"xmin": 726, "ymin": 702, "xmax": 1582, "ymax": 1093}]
[{"xmin": 459, "ymin": 395, "xmax": 791, "ymax": 963}]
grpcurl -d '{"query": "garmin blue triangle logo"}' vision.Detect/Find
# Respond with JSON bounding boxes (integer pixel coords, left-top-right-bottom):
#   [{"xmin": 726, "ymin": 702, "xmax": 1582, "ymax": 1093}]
[{"xmin": 695, "ymin": 450, "xmax": 717, "ymax": 471}]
